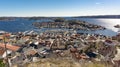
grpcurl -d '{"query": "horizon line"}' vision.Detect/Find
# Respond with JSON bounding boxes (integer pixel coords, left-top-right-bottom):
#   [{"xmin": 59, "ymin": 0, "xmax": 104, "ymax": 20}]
[{"xmin": 0, "ymin": 14, "xmax": 120, "ymax": 17}]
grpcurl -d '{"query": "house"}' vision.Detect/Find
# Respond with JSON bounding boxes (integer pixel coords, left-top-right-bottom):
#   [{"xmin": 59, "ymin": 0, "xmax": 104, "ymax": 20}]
[
  {"xmin": 29, "ymin": 43, "xmax": 38, "ymax": 49},
  {"xmin": 51, "ymin": 38, "xmax": 66, "ymax": 50},
  {"xmin": 86, "ymin": 35, "xmax": 97, "ymax": 42},
  {"xmin": 112, "ymin": 47, "xmax": 120, "ymax": 67},
  {"xmin": 104, "ymin": 39, "xmax": 117, "ymax": 46},
  {"xmin": 9, "ymin": 53, "xmax": 26, "ymax": 66},
  {"xmin": 0, "ymin": 48, "xmax": 5, "ymax": 58},
  {"xmin": 0, "ymin": 43, "xmax": 20, "ymax": 58},
  {"xmin": 27, "ymin": 50, "xmax": 37, "ymax": 56},
  {"xmin": 0, "ymin": 43, "xmax": 20, "ymax": 51}
]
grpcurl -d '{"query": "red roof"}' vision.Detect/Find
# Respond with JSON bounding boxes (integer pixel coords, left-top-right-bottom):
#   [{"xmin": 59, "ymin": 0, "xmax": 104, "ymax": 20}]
[
  {"xmin": 0, "ymin": 49, "xmax": 5, "ymax": 56},
  {"xmin": 27, "ymin": 50, "xmax": 37, "ymax": 55},
  {"xmin": 105, "ymin": 39, "xmax": 113, "ymax": 44},
  {"xmin": 87, "ymin": 36, "xmax": 97, "ymax": 40},
  {"xmin": 0, "ymin": 43, "xmax": 20, "ymax": 51}
]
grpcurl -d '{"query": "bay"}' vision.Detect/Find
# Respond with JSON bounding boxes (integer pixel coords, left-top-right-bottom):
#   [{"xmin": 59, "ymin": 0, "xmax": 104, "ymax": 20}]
[{"xmin": 0, "ymin": 18, "xmax": 120, "ymax": 36}]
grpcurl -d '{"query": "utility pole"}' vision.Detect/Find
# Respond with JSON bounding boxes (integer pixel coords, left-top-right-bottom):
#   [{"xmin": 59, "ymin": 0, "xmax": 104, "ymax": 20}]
[{"xmin": 3, "ymin": 33, "xmax": 10, "ymax": 67}]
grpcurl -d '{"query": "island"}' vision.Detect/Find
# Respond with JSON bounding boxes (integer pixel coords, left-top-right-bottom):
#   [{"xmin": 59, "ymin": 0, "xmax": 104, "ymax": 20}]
[
  {"xmin": 32, "ymin": 18, "xmax": 106, "ymax": 31},
  {"xmin": 0, "ymin": 17, "xmax": 16, "ymax": 21},
  {"xmin": 114, "ymin": 24, "xmax": 120, "ymax": 28}
]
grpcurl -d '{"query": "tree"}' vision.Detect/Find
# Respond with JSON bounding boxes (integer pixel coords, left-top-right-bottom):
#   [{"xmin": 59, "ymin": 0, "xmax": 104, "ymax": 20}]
[{"xmin": 0, "ymin": 59, "xmax": 5, "ymax": 67}]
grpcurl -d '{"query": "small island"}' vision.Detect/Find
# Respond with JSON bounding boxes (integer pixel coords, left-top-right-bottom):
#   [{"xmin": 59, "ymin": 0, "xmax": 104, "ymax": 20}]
[
  {"xmin": 32, "ymin": 18, "xmax": 106, "ymax": 31},
  {"xmin": 0, "ymin": 17, "xmax": 16, "ymax": 21},
  {"xmin": 114, "ymin": 24, "xmax": 120, "ymax": 28}
]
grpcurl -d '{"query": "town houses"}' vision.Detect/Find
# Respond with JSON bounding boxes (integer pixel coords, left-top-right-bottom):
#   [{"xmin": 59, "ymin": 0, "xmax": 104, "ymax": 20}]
[{"xmin": 0, "ymin": 30, "xmax": 120, "ymax": 67}]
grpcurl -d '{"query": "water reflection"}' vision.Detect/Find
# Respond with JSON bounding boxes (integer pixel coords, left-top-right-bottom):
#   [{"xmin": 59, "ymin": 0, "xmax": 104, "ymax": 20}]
[
  {"xmin": 98, "ymin": 19, "xmax": 120, "ymax": 32},
  {"xmin": 74, "ymin": 18, "xmax": 120, "ymax": 36}
]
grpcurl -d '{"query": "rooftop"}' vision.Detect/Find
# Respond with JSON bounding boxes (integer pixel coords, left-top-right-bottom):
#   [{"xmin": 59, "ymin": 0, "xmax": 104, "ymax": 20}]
[{"xmin": 0, "ymin": 43, "xmax": 20, "ymax": 51}]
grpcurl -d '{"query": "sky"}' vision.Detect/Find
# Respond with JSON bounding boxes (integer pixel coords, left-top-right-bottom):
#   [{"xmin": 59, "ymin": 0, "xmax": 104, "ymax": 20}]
[{"xmin": 0, "ymin": 0, "xmax": 120, "ymax": 17}]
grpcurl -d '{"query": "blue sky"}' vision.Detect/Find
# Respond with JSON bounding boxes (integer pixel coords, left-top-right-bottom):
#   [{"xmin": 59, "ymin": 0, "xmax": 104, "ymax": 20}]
[{"xmin": 0, "ymin": 0, "xmax": 120, "ymax": 17}]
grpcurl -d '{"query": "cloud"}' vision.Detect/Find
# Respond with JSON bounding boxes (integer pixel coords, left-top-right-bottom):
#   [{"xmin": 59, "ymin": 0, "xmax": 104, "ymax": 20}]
[{"xmin": 95, "ymin": 2, "xmax": 101, "ymax": 5}]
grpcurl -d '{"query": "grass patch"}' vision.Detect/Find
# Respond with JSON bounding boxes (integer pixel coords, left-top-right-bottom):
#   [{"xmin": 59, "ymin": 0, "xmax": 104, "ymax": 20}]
[
  {"xmin": 24, "ymin": 58, "xmax": 112, "ymax": 67},
  {"xmin": 0, "ymin": 59, "xmax": 5, "ymax": 67}
]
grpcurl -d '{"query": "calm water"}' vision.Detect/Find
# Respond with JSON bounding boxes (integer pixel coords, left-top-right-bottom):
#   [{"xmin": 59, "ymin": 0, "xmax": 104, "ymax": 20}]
[
  {"xmin": 75, "ymin": 18, "xmax": 120, "ymax": 36},
  {"xmin": 0, "ymin": 18, "xmax": 120, "ymax": 36}
]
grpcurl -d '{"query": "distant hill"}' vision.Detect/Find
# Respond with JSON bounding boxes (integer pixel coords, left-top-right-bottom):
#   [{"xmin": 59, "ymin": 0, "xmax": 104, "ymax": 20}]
[
  {"xmin": 75, "ymin": 15, "xmax": 120, "ymax": 18},
  {"xmin": 1, "ymin": 15, "xmax": 120, "ymax": 19},
  {"xmin": 0, "ymin": 17, "xmax": 16, "ymax": 21}
]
